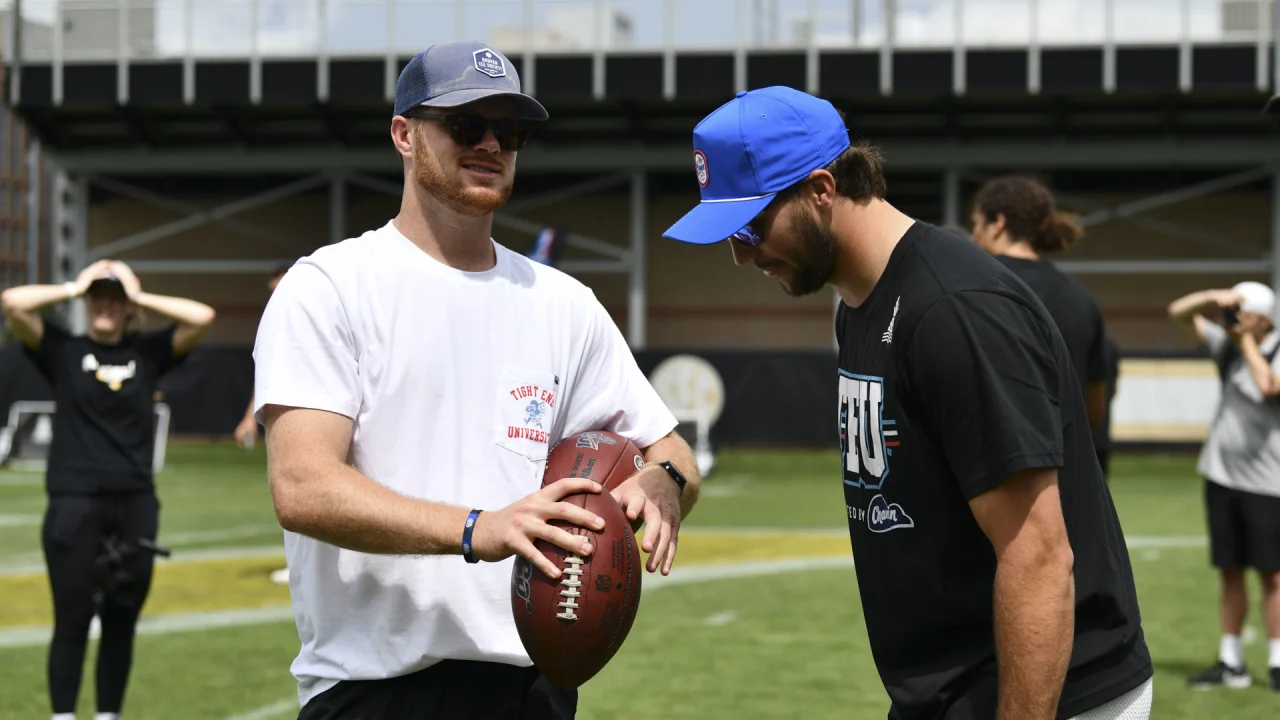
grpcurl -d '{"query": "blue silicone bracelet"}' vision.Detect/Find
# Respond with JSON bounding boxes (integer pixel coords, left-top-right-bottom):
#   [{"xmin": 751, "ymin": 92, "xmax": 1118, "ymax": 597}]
[{"xmin": 462, "ymin": 509, "xmax": 482, "ymax": 564}]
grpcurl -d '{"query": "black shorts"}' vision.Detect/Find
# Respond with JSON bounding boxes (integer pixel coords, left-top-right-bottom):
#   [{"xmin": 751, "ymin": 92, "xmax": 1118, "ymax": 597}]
[
  {"xmin": 296, "ymin": 659, "xmax": 576, "ymax": 720},
  {"xmin": 1205, "ymin": 480, "xmax": 1280, "ymax": 574}
]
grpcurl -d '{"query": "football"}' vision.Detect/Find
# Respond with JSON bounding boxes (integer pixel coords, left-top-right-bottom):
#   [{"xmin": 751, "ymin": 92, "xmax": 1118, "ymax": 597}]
[{"xmin": 511, "ymin": 431, "xmax": 646, "ymax": 688}]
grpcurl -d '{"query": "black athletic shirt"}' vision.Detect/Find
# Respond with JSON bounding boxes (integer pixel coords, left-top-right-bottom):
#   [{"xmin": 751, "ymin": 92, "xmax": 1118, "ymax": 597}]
[
  {"xmin": 25, "ymin": 322, "xmax": 182, "ymax": 496},
  {"xmin": 835, "ymin": 222, "xmax": 1151, "ymax": 720},
  {"xmin": 994, "ymin": 256, "xmax": 1108, "ymax": 408}
]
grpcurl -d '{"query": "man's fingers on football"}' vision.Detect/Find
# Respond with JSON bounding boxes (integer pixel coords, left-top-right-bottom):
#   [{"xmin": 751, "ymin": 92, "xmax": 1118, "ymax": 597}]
[
  {"xmin": 548, "ymin": 501, "xmax": 605, "ymax": 531},
  {"xmin": 536, "ymin": 523, "xmax": 594, "ymax": 558},
  {"xmin": 516, "ymin": 541, "xmax": 561, "ymax": 579},
  {"xmin": 543, "ymin": 478, "xmax": 603, "ymax": 498}
]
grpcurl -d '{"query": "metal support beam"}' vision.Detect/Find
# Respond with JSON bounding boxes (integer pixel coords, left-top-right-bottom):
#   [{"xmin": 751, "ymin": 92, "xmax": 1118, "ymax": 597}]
[
  {"xmin": 1078, "ymin": 167, "xmax": 1274, "ymax": 227},
  {"xmin": 330, "ymin": 173, "xmax": 347, "ymax": 245},
  {"xmin": 51, "ymin": 170, "xmax": 87, "ymax": 333},
  {"xmin": 88, "ymin": 174, "xmax": 328, "ymax": 261},
  {"xmin": 1055, "ymin": 259, "xmax": 1272, "ymax": 275},
  {"xmin": 122, "ymin": 259, "xmax": 305, "ymax": 274},
  {"xmin": 942, "ymin": 168, "xmax": 961, "ymax": 227},
  {"xmin": 90, "ymin": 175, "xmax": 306, "ymax": 252},
  {"xmin": 662, "ymin": 0, "xmax": 676, "ymax": 99},
  {"xmin": 26, "ymin": 140, "xmax": 40, "ymax": 286},
  {"xmin": 629, "ymin": 172, "xmax": 647, "ymax": 350},
  {"xmin": 1273, "ymin": 171, "xmax": 1280, "ymax": 313},
  {"xmin": 502, "ymin": 172, "xmax": 631, "ymax": 215},
  {"xmin": 56, "ymin": 142, "xmax": 1280, "ymax": 175},
  {"xmin": 880, "ymin": 0, "xmax": 893, "ymax": 95}
]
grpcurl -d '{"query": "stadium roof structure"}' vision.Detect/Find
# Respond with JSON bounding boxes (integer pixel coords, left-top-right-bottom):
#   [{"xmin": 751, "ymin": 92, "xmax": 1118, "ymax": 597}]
[{"xmin": 2, "ymin": 0, "xmax": 1280, "ymax": 344}]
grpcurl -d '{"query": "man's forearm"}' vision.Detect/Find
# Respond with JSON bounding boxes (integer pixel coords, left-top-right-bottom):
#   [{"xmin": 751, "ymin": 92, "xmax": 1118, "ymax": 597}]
[
  {"xmin": 993, "ymin": 551, "xmax": 1075, "ymax": 720},
  {"xmin": 271, "ymin": 458, "xmax": 471, "ymax": 556},
  {"xmin": 135, "ymin": 291, "xmax": 216, "ymax": 327},
  {"xmin": 1167, "ymin": 290, "xmax": 1219, "ymax": 323},
  {"xmin": 641, "ymin": 431, "xmax": 702, "ymax": 518},
  {"xmin": 1239, "ymin": 334, "xmax": 1279, "ymax": 396}
]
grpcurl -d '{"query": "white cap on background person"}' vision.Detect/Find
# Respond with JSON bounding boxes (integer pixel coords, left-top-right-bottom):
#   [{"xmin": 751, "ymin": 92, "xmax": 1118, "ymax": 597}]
[{"xmin": 1232, "ymin": 281, "xmax": 1275, "ymax": 317}]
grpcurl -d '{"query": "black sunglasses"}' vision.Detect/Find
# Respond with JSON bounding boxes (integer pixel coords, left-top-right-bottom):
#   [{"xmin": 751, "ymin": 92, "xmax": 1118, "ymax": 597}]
[{"xmin": 406, "ymin": 111, "xmax": 535, "ymax": 152}]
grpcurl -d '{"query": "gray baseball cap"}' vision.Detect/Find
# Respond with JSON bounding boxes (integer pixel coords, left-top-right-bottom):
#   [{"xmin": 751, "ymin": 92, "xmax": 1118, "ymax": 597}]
[{"xmin": 393, "ymin": 42, "xmax": 548, "ymax": 121}]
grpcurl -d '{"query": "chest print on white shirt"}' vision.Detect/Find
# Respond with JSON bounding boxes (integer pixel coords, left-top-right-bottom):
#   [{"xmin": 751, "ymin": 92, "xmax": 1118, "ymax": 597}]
[
  {"xmin": 505, "ymin": 381, "xmax": 557, "ymax": 444},
  {"xmin": 81, "ymin": 353, "xmax": 136, "ymax": 392}
]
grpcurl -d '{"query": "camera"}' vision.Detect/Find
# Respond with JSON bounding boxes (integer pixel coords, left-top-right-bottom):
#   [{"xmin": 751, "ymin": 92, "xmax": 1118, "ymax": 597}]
[{"xmin": 1223, "ymin": 306, "xmax": 1240, "ymax": 328}]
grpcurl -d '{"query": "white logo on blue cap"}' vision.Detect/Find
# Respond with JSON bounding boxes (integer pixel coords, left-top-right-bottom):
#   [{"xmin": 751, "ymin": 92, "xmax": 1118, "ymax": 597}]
[
  {"xmin": 693, "ymin": 150, "xmax": 709, "ymax": 188},
  {"xmin": 473, "ymin": 49, "xmax": 506, "ymax": 79}
]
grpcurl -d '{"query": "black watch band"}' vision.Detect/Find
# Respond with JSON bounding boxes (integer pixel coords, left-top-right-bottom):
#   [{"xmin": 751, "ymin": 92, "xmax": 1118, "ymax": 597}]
[{"xmin": 657, "ymin": 460, "xmax": 687, "ymax": 496}]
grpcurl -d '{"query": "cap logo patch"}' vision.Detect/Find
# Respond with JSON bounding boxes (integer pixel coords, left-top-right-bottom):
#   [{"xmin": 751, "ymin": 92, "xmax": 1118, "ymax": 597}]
[
  {"xmin": 693, "ymin": 150, "xmax": 709, "ymax": 188},
  {"xmin": 473, "ymin": 48, "xmax": 506, "ymax": 78}
]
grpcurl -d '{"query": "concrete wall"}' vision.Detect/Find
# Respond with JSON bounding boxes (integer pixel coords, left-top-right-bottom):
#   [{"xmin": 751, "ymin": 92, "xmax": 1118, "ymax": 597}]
[{"xmin": 85, "ymin": 179, "xmax": 1273, "ymax": 353}]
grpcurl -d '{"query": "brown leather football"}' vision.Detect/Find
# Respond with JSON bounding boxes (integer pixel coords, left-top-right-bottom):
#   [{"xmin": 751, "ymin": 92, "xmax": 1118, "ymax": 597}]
[{"xmin": 510, "ymin": 431, "xmax": 645, "ymax": 688}]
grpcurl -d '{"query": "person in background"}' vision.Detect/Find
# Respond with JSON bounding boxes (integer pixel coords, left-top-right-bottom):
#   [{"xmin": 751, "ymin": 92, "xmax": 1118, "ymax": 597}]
[
  {"xmin": 0, "ymin": 258, "xmax": 216, "ymax": 720},
  {"xmin": 1170, "ymin": 281, "xmax": 1280, "ymax": 692},
  {"xmin": 969, "ymin": 174, "xmax": 1111, "ymax": 438},
  {"xmin": 233, "ymin": 263, "xmax": 292, "ymax": 448}
]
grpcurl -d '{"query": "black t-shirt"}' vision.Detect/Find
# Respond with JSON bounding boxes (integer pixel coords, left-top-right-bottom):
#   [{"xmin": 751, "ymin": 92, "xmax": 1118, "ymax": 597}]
[
  {"xmin": 994, "ymin": 256, "xmax": 1108, "ymax": 396},
  {"xmin": 835, "ymin": 222, "xmax": 1151, "ymax": 720},
  {"xmin": 25, "ymin": 322, "xmax": 183, "ymax": 495}
]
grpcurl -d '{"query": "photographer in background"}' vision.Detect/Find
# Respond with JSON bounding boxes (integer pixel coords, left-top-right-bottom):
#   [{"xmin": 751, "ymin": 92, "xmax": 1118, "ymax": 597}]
[
  {"xmin": 1169, "ymin": 281, "xmax": 1280, "ymax": 692},
  {"xmin": 0, "ymin": 259, "xmax": 216, "ymax": 720}
]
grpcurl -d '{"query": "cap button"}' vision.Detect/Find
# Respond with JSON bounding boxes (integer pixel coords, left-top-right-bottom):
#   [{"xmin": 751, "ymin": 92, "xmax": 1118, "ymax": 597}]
[{"xmin": 736, "ymin": 90, "xmax": 747, "ymax": 98}]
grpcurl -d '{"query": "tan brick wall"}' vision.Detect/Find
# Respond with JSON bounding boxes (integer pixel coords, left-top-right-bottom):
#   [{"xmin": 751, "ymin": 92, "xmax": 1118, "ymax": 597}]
[{"xmin": 85, "ymin": 182, "xmax": 1273, "ymax": 353}]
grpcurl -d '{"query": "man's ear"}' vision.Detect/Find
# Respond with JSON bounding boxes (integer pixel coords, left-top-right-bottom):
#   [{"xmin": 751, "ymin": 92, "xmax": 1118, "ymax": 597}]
[
  {"xmin": 390, "ymin": 117, "xmax": 414, "ymax": 160},
  {"xmin": 807, "ymin": 168, "xmax": 838, "ymax": 210}
]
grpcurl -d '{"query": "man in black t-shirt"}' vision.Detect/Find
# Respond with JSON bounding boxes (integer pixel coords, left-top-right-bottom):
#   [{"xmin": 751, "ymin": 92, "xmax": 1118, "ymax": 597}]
[
  {"xmin": 968, "ymin": 175, "xmax": 1111, "ymax": 443},
  {"xmin": 663, "ymin": 87, "xmax": 1152, "ymax": 719}
]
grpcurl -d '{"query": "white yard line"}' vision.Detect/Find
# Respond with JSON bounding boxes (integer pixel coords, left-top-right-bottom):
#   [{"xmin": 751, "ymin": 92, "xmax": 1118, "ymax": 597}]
[
  {"xmin": 0, "ymin": 514, "xmax": 40, "ymax": 527},
  {"xmin": 0, "ymin": 544, "xmax": 287, "ymax": 577},
  {"xmin": 224, "ymin": 697, "xmax": 299, "ymax": 720}
]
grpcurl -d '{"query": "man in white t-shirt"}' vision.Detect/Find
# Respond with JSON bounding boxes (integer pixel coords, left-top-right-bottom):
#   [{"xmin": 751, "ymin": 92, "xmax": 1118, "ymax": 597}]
[{"xmin": 253, "ymin": 41, "xmax": 701, "ymax": 719}]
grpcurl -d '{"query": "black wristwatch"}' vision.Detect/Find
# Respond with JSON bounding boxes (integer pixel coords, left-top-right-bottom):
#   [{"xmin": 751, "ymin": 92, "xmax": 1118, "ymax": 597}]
[{"xmin": 656, "ymin": 460, "xmax": 687, "ymax": 496}]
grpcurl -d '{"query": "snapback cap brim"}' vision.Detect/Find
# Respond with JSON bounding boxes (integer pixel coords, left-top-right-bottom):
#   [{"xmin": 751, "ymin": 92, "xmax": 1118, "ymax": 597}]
[
  {"xmin": 661, "ymin": 194, "xmax": 776, "ymax": 245},
  {"xmin": 1266, "ymin": 95, "xmax": 1280, "ymax": 116},
  {"xmin": 418, "ymin": 88, "xmax": 549, "ymax": 121}
]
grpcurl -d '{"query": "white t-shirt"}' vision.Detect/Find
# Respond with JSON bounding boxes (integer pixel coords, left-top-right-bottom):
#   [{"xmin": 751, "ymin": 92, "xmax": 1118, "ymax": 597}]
[
  {"xmin": 1196, "ymin": 321, "xmax": 1280, "ymax": 498},
  {"xmin": 252, "ymin": 220, "xmax": 677, "ymax": 706}
]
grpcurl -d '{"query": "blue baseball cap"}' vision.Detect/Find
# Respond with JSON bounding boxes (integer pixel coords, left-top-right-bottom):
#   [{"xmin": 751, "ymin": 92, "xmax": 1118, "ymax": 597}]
[
  {"xmin": 663, "ymin": 86, "xmax": 851, "ymax": 245},
  {"xmin": 394, "ymin": 41, "xmax": 548, "ymax": 121}
]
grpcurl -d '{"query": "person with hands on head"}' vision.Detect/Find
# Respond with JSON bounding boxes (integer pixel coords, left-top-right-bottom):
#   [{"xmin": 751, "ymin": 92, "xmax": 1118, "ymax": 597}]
[
  {"xmin": 662, "ymin": 86, "xmax": 1152, "ymax": 720},
  {"xmin": 252, "ymin": 41, "xmax": 698, "ymax": 720},
  {"xmin": 1, "ymin": 258, "xmax": 215, "ymax": 720},
  {"xmin": 1169, "ymin": 282, "xmax": 1280, "ymax": 692}
]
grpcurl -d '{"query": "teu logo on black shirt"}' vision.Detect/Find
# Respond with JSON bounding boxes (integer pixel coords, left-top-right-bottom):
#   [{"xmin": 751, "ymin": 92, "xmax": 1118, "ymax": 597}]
[
  {"xmin": 839, "ymin": 372, "xmax": 914, "ymax": 533},
  {"xmin": 81, "ymin": 353, "xmax": 136, "ymax": 392}
]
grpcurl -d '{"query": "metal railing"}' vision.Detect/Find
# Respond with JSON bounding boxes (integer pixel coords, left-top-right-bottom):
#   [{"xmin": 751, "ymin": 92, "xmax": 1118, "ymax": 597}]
[{"xmin": 0, "ymin": 0, "xmax": 1273, "ymax": 64}]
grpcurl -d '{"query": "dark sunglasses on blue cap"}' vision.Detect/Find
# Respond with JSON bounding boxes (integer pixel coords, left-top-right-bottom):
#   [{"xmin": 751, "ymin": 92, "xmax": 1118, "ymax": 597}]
[
  {"xmin": 730, "ymin": 224, "xmax": 764, "ymax": 247},
  {"xmin": 405, "ymin": 110, "xmax": 535, "ymax": 152}
]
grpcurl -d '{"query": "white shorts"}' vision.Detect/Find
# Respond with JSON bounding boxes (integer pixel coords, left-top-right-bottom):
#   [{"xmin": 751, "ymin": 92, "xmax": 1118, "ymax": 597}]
[{"xmin": 1067, "ymin": 677, "xmax": 1154, "ymax": 720}]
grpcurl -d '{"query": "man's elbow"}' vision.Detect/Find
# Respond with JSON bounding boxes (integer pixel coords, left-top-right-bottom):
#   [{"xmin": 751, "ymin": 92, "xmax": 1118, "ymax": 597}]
[
  {"xmin": 269, "ymin": 467, "xmax": 313, "ymax": 533},
  {"xmin": 192, "ymin": 305, "xmax": 217, "ymax": 328}
]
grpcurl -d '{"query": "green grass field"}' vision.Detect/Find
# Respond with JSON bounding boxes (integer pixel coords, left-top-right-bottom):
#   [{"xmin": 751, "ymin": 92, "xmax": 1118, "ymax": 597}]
[{"xmin": 1, "ymin": 444, "xmax": 1278, "ymax": 719}]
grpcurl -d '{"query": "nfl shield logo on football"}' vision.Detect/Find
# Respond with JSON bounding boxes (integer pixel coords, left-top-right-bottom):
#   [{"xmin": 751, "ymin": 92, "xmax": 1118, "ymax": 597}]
[
  {"xmin": 473, "ymin": 49, "xmax": 506, "ymax": 78},
  {"xmin": 693, "ymin": 150, "xmax": 709, "ymax": 188}
]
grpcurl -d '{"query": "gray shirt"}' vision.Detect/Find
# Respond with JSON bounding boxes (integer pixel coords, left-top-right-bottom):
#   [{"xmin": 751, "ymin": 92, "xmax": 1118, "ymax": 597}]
[{"xmin": 1197, "ymin": 321, "xmax": 1280, "ymax": 498}]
